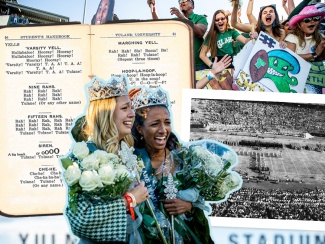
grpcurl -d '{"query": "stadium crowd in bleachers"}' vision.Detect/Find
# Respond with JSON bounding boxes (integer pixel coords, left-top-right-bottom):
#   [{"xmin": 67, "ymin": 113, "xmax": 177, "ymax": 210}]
[{"xmin": 211, "ymin": 187, "xmax": 325, "ymax": 221}]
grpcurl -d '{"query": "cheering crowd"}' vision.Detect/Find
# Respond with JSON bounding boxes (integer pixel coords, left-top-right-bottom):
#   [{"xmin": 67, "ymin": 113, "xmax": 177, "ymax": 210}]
[{"xmin": 147, "ymin": 0, "xmax": 325, "ymax": 90}]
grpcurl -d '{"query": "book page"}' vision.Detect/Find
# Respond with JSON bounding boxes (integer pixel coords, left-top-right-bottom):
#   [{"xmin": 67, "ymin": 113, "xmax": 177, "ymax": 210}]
[
  {"xmin": 90, "ymin": 20, "xmax": 194, "ymax": 134},
  {"xmin": 0, "ymin": 24, "xmax": 91, "ymax": 216}
]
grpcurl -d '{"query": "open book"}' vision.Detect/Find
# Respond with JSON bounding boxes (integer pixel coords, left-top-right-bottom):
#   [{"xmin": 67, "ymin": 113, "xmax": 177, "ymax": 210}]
[{"xmin": 0, "ymin": 20, "xmax": 193, "ymax": 216}]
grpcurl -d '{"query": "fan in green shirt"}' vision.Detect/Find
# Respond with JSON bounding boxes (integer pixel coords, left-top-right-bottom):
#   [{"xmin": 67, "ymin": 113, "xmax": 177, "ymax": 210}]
[{"xmin": 146, "ymin": 0, "xmax": 208, "ymax": 71}]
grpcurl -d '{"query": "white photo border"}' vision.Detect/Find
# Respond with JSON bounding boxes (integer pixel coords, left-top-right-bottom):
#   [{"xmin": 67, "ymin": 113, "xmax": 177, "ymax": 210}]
[{"xmin": 181, "ymin": 89, "xmax": 325, "ymax": 231}]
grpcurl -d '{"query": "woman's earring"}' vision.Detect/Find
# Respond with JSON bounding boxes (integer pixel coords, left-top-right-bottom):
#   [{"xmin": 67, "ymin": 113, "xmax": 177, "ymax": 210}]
[
  {"xmin": 272, "ymin": 21, "xmax": 276, "ymax": 27},
  {"xmin": 140, "ymin": 135, "xmax": 143, "ymax": 140},
  {"xmin": 262, "ymin": 23, "xmax": 265, "ymax": 29}
]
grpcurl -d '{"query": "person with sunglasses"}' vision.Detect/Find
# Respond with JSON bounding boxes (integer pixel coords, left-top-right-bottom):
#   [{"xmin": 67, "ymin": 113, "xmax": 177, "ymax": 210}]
[
  {"xmin": 285, "ymin": 5, "xmax": 325, "ymax": 61},
  {"xmin": 199, "ymin": 9, "xmax": 255, "ymax": 89},
  {"xmin": 146, "ymin": 0, "xmax": 208, "ymax": 74}
]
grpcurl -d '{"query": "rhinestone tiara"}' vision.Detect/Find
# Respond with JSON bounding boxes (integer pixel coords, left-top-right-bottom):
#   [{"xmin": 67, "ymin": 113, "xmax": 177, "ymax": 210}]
[
  {"xmin": 88, "ymin": 74, "xmax": 129, "ymax": 102},
  {"xmin": 131, "ymin": 86, "xmax": 169, "ymax": 111}
]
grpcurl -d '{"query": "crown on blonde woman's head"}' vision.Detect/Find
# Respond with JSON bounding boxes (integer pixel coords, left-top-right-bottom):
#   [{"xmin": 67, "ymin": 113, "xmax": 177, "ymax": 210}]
[
  {"xmin": 88, "ymin": 75, "xmax": 129, "ymax": 102},
  {"xmin": 131, "ymin": 87, "xmax": 169, "ymax": 111}
]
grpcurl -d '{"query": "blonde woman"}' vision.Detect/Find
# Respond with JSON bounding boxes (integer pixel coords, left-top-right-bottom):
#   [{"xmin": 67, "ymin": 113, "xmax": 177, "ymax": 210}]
[{"xmin": 65, "ymin": 75, "xmax": 148, "ymax": 244}]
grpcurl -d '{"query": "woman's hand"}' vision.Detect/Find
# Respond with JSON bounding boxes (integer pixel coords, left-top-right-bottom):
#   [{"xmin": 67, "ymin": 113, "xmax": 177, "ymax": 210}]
[
  {"xmin": 147, "ymin": 0, "xmax": 155, "ymax": 7},
  {"xmin": 170, "ymin": 7, "xmax": 184, "ymax": 19},
  {"xmin": 129, "ymin": 181, "xmax": 149, "ymax": 205},
  {"xmin": 279, "ymin": 41, "xmax": 287, "ymax": 49},
  {"xmin": 211, "ymin": 55, "xmax": 232, "ymax": 75},
  {"xmin": 162, "ymin": 198, "xmax": 192, "ymax": 215},
  {"xmin": 249, "ymin": 31, "xmax": 258, "ymax": 40}
]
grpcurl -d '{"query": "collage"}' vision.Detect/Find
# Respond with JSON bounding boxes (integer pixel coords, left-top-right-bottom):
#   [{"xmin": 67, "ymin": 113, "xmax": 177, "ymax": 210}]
[{"xmin": 0, "ymin": 0, "xmax": 324, "ymax": 243}]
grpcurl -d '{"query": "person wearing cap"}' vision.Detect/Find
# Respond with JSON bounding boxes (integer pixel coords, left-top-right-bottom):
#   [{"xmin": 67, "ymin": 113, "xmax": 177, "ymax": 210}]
[
  {"xmin": 146, "ymin": 0, "xmax": 208, "ymax": 73},
  {"xmin": 285, "ymin": 4, "xmax": 325, "ymax": 61}
]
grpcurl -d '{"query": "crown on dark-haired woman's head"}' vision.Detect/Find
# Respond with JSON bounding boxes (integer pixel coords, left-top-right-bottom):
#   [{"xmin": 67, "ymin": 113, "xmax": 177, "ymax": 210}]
[{"xmin": 131, "ymin": 87, "xmax": 169, "ymax": 111}]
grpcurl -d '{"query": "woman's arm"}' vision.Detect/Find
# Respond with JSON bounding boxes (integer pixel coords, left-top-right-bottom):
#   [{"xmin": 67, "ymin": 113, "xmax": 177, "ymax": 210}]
[
  {"xmin": 199, "ymin": 45, "xmax": 213, "ymax": 67},
  {"xmin": 236, "ymin": 34, "xmax": 251, "ymax": 44},
  {"xmin": 196, "ymin": 55, "xmax": 232, "ymax": 89},
  {"xmin": 279, "ymin": 29, "xmax": 286, "ymax": 42},
  {"xmin": 231, "ymin": 0, "xmax": 252, "ymax": 33},
  {"xmin": 247, "ymin": 0, "xmax": 257, "ymax": 25},
  {"xmin": 147, "ymin": 0, "xmax": 159, "ymax": 19},
  {"xmin": 282, "ymin": 0, "xmax": 289, "ymax": 15},
  {"xmin": 287, "ymin": 0, "xmax": 296, "ymax": 15},
  {"xmin": 285, "ymin": 41, "xmax": 296, "ymax": 53},
  {"xmin": 286, "ymin": 40, "xmax": 325, "ymax": 61}
]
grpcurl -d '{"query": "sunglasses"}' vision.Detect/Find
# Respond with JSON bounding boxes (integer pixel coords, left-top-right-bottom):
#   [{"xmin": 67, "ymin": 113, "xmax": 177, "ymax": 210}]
[
  {"xmin": 215, "ymin": 17, "xmax": 226, "ymax": 22},
  {"xmin": 260, "ymin": 4, "xmax": 276, "ymax": 11},
  {"xmin": 179, "ymin": 0, "xmax": 192, "ymax": 4},
  {"xmin": 302, "ymin": 16, "xmax": 321, "ymax": 23}
]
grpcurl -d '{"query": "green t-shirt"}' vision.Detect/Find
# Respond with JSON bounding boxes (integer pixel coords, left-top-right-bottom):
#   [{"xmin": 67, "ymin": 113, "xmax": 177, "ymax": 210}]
[
  {"xmin": 204, "ymin": 28, "xmax": 240, "ymax": 57},
  {"xmin": 188, "ymin": 12, "xmax": 208, "ymax": 66},
  {"xmin": 233, "ymin": 32, "xmax": 250, "ymax": 56}
]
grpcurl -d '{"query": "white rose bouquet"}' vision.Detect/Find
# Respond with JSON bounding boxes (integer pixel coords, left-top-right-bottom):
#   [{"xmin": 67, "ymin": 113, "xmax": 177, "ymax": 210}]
[
  {"xmin": 171, "ymin": 140, "xmax": 242, "ymax": 202},
  {"xmin": 61, "ymin": 141, "xmax": 145, "ymax": 213}
]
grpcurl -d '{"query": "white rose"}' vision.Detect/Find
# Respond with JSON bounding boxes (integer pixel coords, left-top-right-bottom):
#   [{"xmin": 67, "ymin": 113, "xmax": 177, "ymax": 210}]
[
  {"xmin": 218, "ymin": 173, "xmax": 241, "ymax": 198},
  {"xmin": 72, "ymin": 141, "xmax": 89, "ymax": 160},
  {"xmin": 225, "ymin": 173, "xmax": 241, "ymax": 188},
  {"xmin": 115, "ymin": 164, "xmax": 130, "ymax": 179},
  {"xmin": 222, "ymin": 151, "xmax": 237, "ymax": 165},
  {"xmin": 192, "ymin": 146, "xmax": 208, "ymax": 159},
  {"xmin": 98, "ymin": 164, "xmax": 116, "ymax": 185},
  {"xmin": 93, "ymin": 150, "xmax": 120, "ymax": 165},
  {"xmin": 80, "ymin": 153, "xmax": 100, "ymax": 170},
  {"xmin": 63, "ymin": 162, "xmax": 81, "ymax": 186},
  {"xmin": 79, "ymin": 170, "xmax": 103, "ymax": 191},
  {"xmin": 205, "ymin": 154, "xmax": 223, "ymax": 175},
  {"xmin": 106, "ymin": 153, "xmax": 120, "ymax": 164},
  {"xmin": 193, "ymin": 146, "xmax": 223, "ymax": 174}
]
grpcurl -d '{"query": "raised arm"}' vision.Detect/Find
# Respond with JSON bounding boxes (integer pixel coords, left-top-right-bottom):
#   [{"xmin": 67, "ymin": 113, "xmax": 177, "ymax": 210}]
[
  {"xmin": 170, "ymin": 7, "xmax": 207, "ymax": 38},
  {"xmin": 231, "ymin": 0, "xmax": 252, "ymax": 33},
  {"xmin": 147, "ymin": 0, "xmax": 159, "ymax": 19},
  {"xmin": 287, "ymin": 0, "xmax": 296, "ymax": 15},
  {"xmin": 282, "ymin": 0, "xmax": 289, "ymax": 15},
  {"xmin": 246, "ymin": 0, "xmax": 257, "ymax": 25}
]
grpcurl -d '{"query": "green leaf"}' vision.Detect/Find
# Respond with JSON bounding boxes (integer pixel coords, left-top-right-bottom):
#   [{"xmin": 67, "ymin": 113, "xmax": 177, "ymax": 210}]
[{"xmin": 61, "ymin": 158, "xmax": 74, "ymax": 169}]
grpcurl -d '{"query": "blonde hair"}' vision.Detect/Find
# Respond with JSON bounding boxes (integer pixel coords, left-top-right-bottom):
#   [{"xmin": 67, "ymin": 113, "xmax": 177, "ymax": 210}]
[{"xmin": 84, "ymin": 97, "xmax": 133, "ymax": 154}]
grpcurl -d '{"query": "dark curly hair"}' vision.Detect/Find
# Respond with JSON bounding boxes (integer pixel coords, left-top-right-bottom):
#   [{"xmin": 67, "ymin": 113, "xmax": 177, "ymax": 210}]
[{"xmin": 132, "ymin": 105, "xmax": 179, "ymax": 150}]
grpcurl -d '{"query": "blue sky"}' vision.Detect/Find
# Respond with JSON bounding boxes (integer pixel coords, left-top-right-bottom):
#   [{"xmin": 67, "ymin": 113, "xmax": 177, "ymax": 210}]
[{"xmin": 18, "ymin": 0, "xmax": 301, "ymax": 27}]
